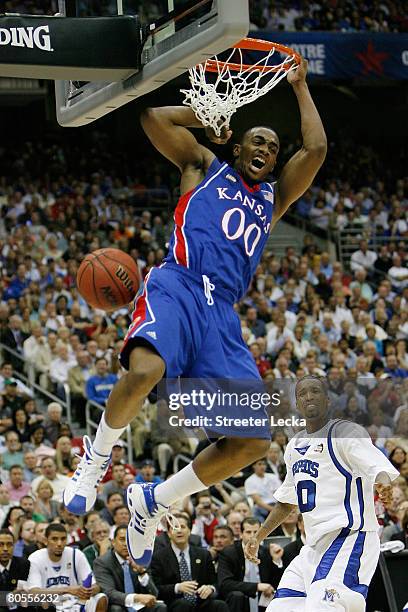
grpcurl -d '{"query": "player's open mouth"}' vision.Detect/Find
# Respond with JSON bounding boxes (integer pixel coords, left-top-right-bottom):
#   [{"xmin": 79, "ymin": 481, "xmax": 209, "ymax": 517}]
[{"xmin": 249, "ymin": 156, "xmax": 266, "ymax": 173}]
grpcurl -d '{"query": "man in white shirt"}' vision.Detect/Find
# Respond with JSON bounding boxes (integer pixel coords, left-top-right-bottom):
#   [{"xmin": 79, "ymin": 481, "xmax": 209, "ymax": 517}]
[
  {"xmin": 245, "ymin": 459, "xmax": 281, "ymax": 522},
  {"xmin": 388, "ymin": 255, "xmax": 408, "ymax": 291},
  {"xmin": 27, "ymin": 523, "xmax": 107, "ymax": 612},
  {"xmin": 50, "ymin": 345, "xmax": 77, "ymax": 388},
  {"xmin": 350, "ymin": 239, "xmax": 377, "ymax": 273},
  {"xmin": 30, "ymin": 457, "xmax": 70, "ymax": 503}
]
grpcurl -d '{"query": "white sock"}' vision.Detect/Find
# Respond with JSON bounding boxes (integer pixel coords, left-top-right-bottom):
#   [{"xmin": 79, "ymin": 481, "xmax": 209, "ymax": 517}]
[
  {"xmin": 154, "ymin": 463, "xmax": 206, "ymax": 507},
  {"xmin": 93, "ymin": 413, "xmax": 126, "ymax": 458}
]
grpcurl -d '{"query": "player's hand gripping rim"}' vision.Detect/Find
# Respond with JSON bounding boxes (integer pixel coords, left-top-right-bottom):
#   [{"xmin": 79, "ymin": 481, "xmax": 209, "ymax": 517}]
[
  {"xmin": 205, "ymin": 125, "xmax": 233, "ymax": 145},
  {"xmin": 244, "ymin": 537, "xmax": 261, "ymax": 564}
]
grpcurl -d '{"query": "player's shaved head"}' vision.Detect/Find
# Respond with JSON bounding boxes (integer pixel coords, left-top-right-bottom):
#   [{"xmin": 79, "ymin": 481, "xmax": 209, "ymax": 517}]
[
  {"xmin": 296, "ymin": 375, "xmax": 329, "ymax": 433},
  {"xmin": 241, "ymin": 126, "xmax": 280, "ymax": 147}
]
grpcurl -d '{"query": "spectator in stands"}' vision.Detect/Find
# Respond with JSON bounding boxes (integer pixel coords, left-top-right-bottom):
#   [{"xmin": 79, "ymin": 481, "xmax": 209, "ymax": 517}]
[
  {"xmin": 85, "ymin": 357, "xmax": 118, "ymax": 406},
  {"xmin": 4, "ymin": 465, "xmax": 31, "ymax": 503},
  {"xmin": 111, "ymin": 506, "xmax": 131, "ymax": 537},
  {"xmin": 49, "ymin": 344, "xmax": 77, "ymax": 397},
  {"xmin": 102, "ymin": 440, "xmax": 137, "ymax": 483},
  {"xmin": 233, "ymin": 502, "xmax": 251, "ymax": 519},
  {"xmin": 281, "ymin": 514, "xmax": 306, "ymax": 568},
  {"xmin": 250, "ymin": 342, "xmax": 272, "ymax": 378},
  {"xmin": 391, "ymin": 507, "xmax": 408, "ymax": 548},
  {"xmin": 246, "ymin": 307, "xmax": 266, "ymax": 339},
  {"xmin": 135, "ymin": 459, "xmax": 162, "ymax": 485},
  {"xmin": 44, "ymin": 402, "xmax": 63, "ymax": 444},
  {"xmin": 68, "ymin": 349, "xmax": 93, "ymax": 427},
  {"xmin": 0, "ymin": 528, "xmax": 30, "ymax": 608},
  {"xmin": 102, "ymin": 464, "xmax": 127, "ymax": 502},
  {"xmin": 94, "ymin": 524, "xmax": 165, "ymax": 612},
  {"xmin": 0, "ymin": 395, "xmax": 13, "ymax": 434},
  {"xmin": 99, "ymin": 492, "xmax": 125, "ymax": 526},
  {"xmin": 30, "ymin": 456, "xmax": 70, "ymax": 503},
  {"xmin": 208, "ymin": 525, "xmax": 234, "ymax": 570},
  {"xmin": 217, "ymin": 517, "xmax": 282, "ymax": 611},
  {"xmin": 2, "ymin": 431, "xmax": 24, "ymax": 470},
  {"xmin": 265, "ymin": 443, "xmax": 284, "ymax": 481},
  {"xmin": 1, "ymin": 506, "xmax": 25, "ymax": 532},
  {"xmin": 244, "ymin": 459, "xmax": 281, "ymax": 522},
  {"xmin": 151, "ymin": 514, "xmax": 227, "ymax": 611},
  {"xmin": 2, "ymin": 379, "xmax": 25, "ymax": 413},
  {"xmin": 83, "ymin": 520, "xmax": 111, "ymax": 568},
  {"xmin": 1, "ymin": 314, "xmax": 28, "ymax": 368},
  {"xmin": 350, "ymin": 239, "xmax": 378, "ymax": 273},
  {"xmin": 59, "ymin": 504, "xmax": 85, "ymax": 545},
  {"xmin": 27, "ymin": 523, "xmax": 108, "ymax": 611},
  {"xmin": 13, "ymin": 407, "xmax": 31, "ymax": 443},
  {"xmin": 388, "ymin": 255, "xmax": 408, "ymax": 291},
  {"xmin": 226, "ymin": 512, "xmax": 244, "ymax": 541},
  {"xmin": 384, "ymin": 354, "xmax": 408, "ymax": 378},
  {"xmin": 23, "ymin": 321, "xmax": 51, "ymax": 387},
  {"xmin": 0, "ymin": 485, "xmax": 14, "ymax": 527},
  {"xmin": 191, "ymin": 491, "xmax": 220, "ymax": 549},
  {"xmin": 13, "ymin": 517, "xmax": 36, "ymax": 558},
  {"xmin": 33, "ymin": 478, "xmax": 60, "ymax": 522}
]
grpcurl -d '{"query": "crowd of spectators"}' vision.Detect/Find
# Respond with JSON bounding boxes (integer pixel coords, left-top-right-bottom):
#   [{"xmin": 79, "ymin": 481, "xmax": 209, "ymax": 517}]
[
  {"xmin": 249, "ymin": 0, "xmax": 408, "ymax": 32},
  {"xmin": 4, "ymin": 0, "xmax": 408, "ymax": 32}
]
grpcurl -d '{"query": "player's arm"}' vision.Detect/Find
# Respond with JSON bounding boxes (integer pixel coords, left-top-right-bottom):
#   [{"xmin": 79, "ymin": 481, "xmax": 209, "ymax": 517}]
[
  {"xmin": 272, "ymin": 58, "xmax": 327, "ymax": 229},
  {"xmin": 140, "ymin": 107, "xmax": 230, "ymax": 183},
  {"xmin": 244, "ymin": 502, "xmax": 297, "ymax": 564}
]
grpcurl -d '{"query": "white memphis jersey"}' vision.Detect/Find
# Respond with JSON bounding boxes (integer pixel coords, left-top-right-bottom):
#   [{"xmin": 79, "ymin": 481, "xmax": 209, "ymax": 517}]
[
  {"xmin": 27, "ymin": 547, "xmax": 94, "ymax": 595},
  {"xmin": 274, "ymin": 419, "xmax": 399, "ymax": 547}
]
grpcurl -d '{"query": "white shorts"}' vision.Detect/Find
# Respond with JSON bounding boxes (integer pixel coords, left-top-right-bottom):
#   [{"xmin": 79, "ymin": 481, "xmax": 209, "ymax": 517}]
[{"xmin": 268, "ymin": 529, "xmax": 380, "ymax": 612}]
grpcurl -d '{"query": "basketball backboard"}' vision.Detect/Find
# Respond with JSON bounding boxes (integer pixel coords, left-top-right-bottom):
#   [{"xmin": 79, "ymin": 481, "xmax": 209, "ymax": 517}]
[{"xmin": 55, "ymin": 0, "xmax": 249, "ymax": 127}]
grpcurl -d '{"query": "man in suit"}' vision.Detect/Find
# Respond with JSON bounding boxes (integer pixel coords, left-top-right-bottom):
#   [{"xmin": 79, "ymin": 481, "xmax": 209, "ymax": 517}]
[
  {"xmin": 281, "ymin": 514, "xmax": 305, "ymax": 568},
  {"xmin": 94, "ymin": 525, "xmax": 165, "ymax": 612},
  {"xmin": 0, "ymin": 315, "xmax": 29, "ymax": 369},
  {"xmin": 155, "ymin": 512, "xmax": 202, "ymax": 552},
  {"xmin": 151, "ymin": 515, "xmax": 228, "ymax": 611},
  {"xmin": 217, "ymin": 518, "xmax": 283, "ymax": 612},
  {"xmin": 0, "ymin": 528, "xmax": 30, "ymax": 612}
]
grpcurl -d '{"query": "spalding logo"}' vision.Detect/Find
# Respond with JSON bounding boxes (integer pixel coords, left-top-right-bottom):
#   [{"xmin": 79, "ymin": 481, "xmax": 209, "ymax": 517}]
[
  {"xmin": 0, "ymin": 26, "xmax": 53, "ymax": 52},
  {"xmin": 115, "ymin": 266, "xmax": 134, "ymax": 293}
]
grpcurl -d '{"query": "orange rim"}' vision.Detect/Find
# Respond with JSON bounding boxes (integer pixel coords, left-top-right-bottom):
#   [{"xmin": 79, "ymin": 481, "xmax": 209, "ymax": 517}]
[{"xmin": 204, "ymin": 37, "xmax": 301, "ymax": 74}]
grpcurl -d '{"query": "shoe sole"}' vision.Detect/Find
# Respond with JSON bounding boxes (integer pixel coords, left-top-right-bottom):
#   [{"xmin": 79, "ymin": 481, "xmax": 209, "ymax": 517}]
[{"xmin": 126, "ymin": 484, "xmax": 154, "ymax": 567}]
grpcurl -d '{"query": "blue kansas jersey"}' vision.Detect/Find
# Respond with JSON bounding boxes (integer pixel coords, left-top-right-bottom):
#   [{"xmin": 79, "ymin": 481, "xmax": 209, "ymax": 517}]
[{"xmin": 164, "ymin": 157, "xmax": 275, "ymax": 302}]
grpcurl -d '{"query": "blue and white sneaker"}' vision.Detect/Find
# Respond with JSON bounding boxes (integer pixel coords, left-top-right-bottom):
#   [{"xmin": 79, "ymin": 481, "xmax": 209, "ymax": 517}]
[
  {"xmin": 126, "ymin": 483, "xmax": 179, "ymax": 566},
  {"xmin": 63, "ymin": 435, "xmax": 110, "ymax": 515}
]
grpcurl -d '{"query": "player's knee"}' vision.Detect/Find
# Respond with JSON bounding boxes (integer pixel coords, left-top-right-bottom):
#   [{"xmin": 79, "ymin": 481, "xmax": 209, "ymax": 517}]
[{"xmin": 127, "ymin": 347, "xmax": 165, "ymax": 397}]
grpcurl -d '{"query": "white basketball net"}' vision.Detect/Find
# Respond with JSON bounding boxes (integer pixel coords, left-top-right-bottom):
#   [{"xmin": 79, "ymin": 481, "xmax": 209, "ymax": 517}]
[{"xmin": 182, "ymin": 46, "xmax": 298, "ymax": 136}]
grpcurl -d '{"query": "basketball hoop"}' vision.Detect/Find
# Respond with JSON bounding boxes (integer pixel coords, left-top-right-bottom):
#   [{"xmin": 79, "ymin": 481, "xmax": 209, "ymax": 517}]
[{"xmin": 182, "ymin": 38, "xmax": 301, "ymax": 137}]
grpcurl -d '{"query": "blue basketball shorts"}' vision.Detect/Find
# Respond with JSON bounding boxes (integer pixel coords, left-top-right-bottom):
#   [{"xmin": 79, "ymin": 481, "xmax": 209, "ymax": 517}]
[{"xmin": 120, "ymin": 263, "xmax": 270, "ymax": 440}]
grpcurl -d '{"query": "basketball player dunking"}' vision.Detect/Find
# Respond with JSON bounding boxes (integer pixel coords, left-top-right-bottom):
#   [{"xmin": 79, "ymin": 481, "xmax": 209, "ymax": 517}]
[
  {"xmin": 64, "ymin": 58, "xmax": 327, "ymax": 566},
  {"xmin": 244, "ymin": 375, "xmax": 398, "ymax": 612}
]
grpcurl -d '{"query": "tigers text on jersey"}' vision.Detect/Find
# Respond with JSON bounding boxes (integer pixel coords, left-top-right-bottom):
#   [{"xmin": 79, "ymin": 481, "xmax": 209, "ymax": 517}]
[
  {"xmin": 165, "ymin": 157, "xmax": 275, "ymax": 302},
  {"xmin": 274, "ymin": 419, "xmax": 399, "ymax": 546}
]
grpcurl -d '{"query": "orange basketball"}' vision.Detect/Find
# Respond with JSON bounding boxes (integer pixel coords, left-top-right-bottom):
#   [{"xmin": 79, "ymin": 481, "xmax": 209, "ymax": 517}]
[{"xmin": 76, "ymin": 248, "xmax": 140, "ymax": 311}]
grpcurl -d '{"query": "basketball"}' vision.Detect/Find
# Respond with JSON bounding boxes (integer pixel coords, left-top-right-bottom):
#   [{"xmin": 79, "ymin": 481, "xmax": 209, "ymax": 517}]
[{"xmin": 76, "ymin": 248, "xmax": 140, "ymax": 311}]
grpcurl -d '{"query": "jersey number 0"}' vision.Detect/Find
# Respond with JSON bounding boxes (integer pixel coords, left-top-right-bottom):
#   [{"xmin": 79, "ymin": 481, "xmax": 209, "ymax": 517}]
[{"xmin": 222, "ymin": 208, "xmax": 262, "ymax": 257}]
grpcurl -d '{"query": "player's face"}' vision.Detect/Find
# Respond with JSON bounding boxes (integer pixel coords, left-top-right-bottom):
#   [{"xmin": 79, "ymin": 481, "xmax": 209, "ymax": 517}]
[
  {"xmin": 296, "ymin": 378, "xmax": 328, "ymax": 428},
  {"xmin": 47, "ymin": 531, "xmax": 67, "ymax": 559},
  {"xmin": 234, "ymin": 127, "xmax": 279, "ymax": 183}
]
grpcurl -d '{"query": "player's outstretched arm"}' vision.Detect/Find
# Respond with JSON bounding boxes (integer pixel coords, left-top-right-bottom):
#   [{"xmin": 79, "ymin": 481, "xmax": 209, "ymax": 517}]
[
  {"xmin": 140, "ymin": 106, "xmax": 221, "ymax": 172},
  {"xmin": 244, "ymin": 502, "xmax": 296, "ymax": 564},
  {"xmin": 272, "ymin": 58, "xmax": 327, "ymax": 228}
]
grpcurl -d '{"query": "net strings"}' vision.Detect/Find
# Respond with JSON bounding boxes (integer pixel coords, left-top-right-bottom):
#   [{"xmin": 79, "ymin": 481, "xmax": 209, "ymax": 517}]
[{"xmin": 182, "ymin": 47, "xmax": 297, "ymax": 136}]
